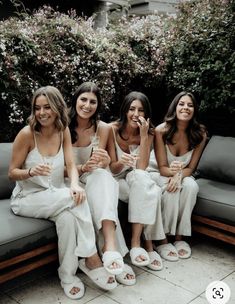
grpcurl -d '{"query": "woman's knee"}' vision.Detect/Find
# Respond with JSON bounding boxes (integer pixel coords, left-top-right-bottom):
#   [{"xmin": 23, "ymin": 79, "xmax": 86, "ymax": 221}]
[
  {"xmin": 55, "ymin": 210, "xmax": 76, "ymax": 229},
  {"xmin": 182, "ymin": 177, "xmax": 199, "ymax": 194}
]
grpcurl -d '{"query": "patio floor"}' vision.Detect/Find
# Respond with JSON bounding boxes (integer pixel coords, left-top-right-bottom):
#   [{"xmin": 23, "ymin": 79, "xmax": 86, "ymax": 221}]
[{"xmin": 0, "ymin": 235, "xmax": 234, "ymax": 304}]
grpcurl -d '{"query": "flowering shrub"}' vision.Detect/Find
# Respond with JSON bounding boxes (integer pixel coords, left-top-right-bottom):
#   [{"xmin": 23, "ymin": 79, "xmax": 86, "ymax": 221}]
[
  {"xmin": 0, "ymin": 1, "xmax": 234, "ymax": 141},
  {"xmin": 0, "ymin": 7, "xmax": 168, "ymax": 141},
  {"xmin": 165, "ymin": 0, "xmax": 235, "ymax": 113}
]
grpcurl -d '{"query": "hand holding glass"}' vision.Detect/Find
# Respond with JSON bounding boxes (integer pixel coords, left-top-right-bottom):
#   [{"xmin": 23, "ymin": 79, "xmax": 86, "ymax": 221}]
[
  {"xmin": 90, "ymin": 135, "xmax": 100, "ymax": 168},
  {"xmin": 43, "ymin": 156, "xmax": 54, "ymax": 191},
  {"xmin": 91, "ymin": 135, "xmax": 100, "ymax": 151}
]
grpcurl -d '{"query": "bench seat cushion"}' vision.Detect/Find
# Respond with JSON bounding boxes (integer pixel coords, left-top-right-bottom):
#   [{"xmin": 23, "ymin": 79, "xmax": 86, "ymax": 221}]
[
  {"xmin": 0, "ymin": 199, "xmax": 56, "ymax": 261},
  {"xmin": 194, "ymin": 178, "xmax": 235, "ymax": 225}
]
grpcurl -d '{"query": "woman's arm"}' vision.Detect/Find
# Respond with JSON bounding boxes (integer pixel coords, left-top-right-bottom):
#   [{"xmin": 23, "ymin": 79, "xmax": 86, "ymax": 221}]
[
  {"xmin": 181, "ymin": 131, "xmax": 207, "ymax": 178},
  {"xmin": 90, "ymin": 121, "xmax": 111, "ymax": 168},
  {"xmin": 137, "ymin": 117, "xmax": 153, "ymax": 170},
  {"xmin": 63, "ymin": 127, "xmax": 86, "ymax": 204},
  {"xmin": 8, "ymin": 127, "xmax": 33, "ymax": 181},
  {"xmin": 107, "ymin": 123, "xmax": 133, "ymax": 174},
  {"xmin": 155, "ymin": 123, "xmax": 174, "ymax": 177}
]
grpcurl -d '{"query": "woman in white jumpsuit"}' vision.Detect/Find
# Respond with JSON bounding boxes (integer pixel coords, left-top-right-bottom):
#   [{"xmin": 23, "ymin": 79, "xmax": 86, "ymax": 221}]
[
  {"xmin": 9, "ymin": 86, "xmax": 117, "ymax": 300},
  {"xmin": 68, "ymin": 82, "xmax": 136, "ymax": 285},
  {"xmin": 108, "ymin": 91, "xmax": 165, "ymax": 271},
  {"xmin": 152, "ymin": 91, "xmax": 207, "ymax": 261}
]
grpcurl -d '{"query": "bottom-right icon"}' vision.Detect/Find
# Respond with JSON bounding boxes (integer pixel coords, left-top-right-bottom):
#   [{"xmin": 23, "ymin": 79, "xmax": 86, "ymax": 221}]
[{"xmin": 206, "ymin": 281, "xmax": 231, "ymax": 304}]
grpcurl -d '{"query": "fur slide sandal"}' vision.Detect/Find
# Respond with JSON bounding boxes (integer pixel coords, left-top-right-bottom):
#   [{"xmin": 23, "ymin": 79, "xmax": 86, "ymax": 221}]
[
  {"xmin": 116, "ymin": 264, "xmax": 136, "ymax": 286},
  {"xmin": 174, "ymin": 241, "xmax": 191, "ymax": 259},
  {"xmin": 61, "ymin": 276, "xmax": 85, "ymax": 300},
  {"xmin": 102, "ymin": 250, "xmax": 124, "ymax": 275},
  {"xmin": 78, "ymin": 258, "xmax": 117, "ymax": 290},
  {"xmin": 130, "ymin": 247, "xmax": 150, "ymax": 266}
]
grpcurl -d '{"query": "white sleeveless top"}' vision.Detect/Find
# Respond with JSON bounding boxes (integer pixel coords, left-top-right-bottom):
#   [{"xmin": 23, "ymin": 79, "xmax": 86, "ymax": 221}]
[
  {"xmin": 12, "ymin": 133, "xmax": 65, "ymax": 198},
  {"xmin": 112, "ymin": 126, "xmax": 139, "ymax": 178},
  {"xmin": 147, "ymin": 145, "xmax": 193, "ymax": 172},
  {"xmin": 72, "ymin": 123, "xmax": 100, "ymax": 165}
]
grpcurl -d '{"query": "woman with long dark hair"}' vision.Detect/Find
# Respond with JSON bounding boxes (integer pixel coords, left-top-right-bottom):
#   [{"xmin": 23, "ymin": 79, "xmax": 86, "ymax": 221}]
[
  {"xmin": 108, "ymin": 91, "xmax": 165, "ymax": 271},
  {"xmin": 69, "ymin": 82, "xmax": 136, "ymax": 286},
  {"xmin": 152, "ymin": 91, "xmax": 207, "ymax": 261}
]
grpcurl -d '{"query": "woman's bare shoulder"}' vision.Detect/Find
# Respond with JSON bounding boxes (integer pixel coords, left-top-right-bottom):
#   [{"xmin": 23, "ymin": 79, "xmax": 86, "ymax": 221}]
[
  {"xmin": 13, "ymin": 126, "xmax": 33, "ymax": 149},
  {"xmin": 98, "ymin": 120, "xmax": 111, "ymax": 130},
  {"xmin": 155, "ymin": 122, "xmax": 166, "ymax": 134},
  {"xmin": 17, "ymin": 126, "xmax": 33, "ymax": 139},
  {"xmin": 108, "ymin": 121, "xmax": 119, "ymax": 130}
]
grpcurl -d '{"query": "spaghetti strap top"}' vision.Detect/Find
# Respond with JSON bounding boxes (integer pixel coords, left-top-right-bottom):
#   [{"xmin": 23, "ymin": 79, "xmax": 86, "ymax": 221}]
[
  {"xmin": 166, "ymin": 145, "xmax": 193, "ymax": 167},
  {"xmin": 147, "ymin": 145, "xmax": 194, "ymax": 172},
  {"xmin": 111, "ymin": 126, "xmax": 139, "ymax": 178},
  {"xmin": 12, "ymin": 132, "xmax": 65, "ymax": 198},
  {"xmin": 72, "ymin": 122, "xmax": 100, "ymax": 165}
]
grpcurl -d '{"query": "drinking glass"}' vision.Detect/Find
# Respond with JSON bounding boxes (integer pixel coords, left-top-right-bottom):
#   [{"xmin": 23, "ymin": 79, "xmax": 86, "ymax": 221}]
[
  {"xmin": 175, "ymin": 169, "xmax": 183, "ymax": 190},
  {"xmin": 43, "ymin": 156, "xmax": 54, "ymax": 191},
  {"xmin": 90, "ymin": 135, "xmax": 100, "ymax": 151},
  {"xmin": 90, "ymin": 135, "xmax": 100, "ymax": 168},
  {"xmin": 129, "ymin": 144, "xmax": 139, "ymax": 169}
]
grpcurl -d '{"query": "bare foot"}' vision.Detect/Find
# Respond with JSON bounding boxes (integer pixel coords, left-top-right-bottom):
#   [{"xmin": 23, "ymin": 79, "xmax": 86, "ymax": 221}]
[{"xmin": 69, "ymin": 286, "xmax": 81, "ymax": 296}]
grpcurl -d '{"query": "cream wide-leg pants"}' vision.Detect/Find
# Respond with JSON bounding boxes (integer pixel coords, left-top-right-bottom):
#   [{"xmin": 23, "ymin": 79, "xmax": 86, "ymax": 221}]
[
  {"xmin": 116, "ymin": 169, "xmax": 165, "ymax": 241},
  {"xmin": 156, "ymin": 175, "xmax": 199, "ymax": 236},
  {"xmin": 80, "ymin": 168, "xmax": 128, "ymax": 257},
  {"xmin": 11, "ymin": 187, "xmax": 97, "ymax": 285}
]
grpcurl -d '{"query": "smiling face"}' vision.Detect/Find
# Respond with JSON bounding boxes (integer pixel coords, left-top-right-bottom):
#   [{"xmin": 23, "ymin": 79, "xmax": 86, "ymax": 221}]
[
  {"xmin": 76, "ymin": 92, "xmax": 98, "ymax": 120},
  {"xmin": 127, "ymin": 99, "xmax": 145, "ymax": 128},
  {"xmin": 176, "ymin": 95, "xmax": 194, "ymax": 121},
  {"xmin": 34, "ymin": 95, "xmax": 57, "ymax": 127}
]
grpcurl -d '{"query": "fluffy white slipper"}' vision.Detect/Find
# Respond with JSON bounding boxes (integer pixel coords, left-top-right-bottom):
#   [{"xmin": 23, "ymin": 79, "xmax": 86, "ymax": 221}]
[
  {"xmin": 61, "ymin": 277, "xmax": 85, "ymax": 300},
  {"xmin": 102, "ymin": 251, "xmax": 124, "ymax": 275},
  {"xmin": 146, "ymin": 251, "xmax": 163, "ymax": 271},
  {"xmin": 78, "ymin": 258, "xmax": 117, "ymax": 290},
  {"xmin": 130, "ymin": 247, "xmax": 150, "ymax": 266},
  {"xmin": 174, "ymin": 241, "xmax": 191, "ymax": 259},
  {"xmin": 155, "ymin": 243, "xmax": 179, "ymax": 262},
  {"xmin": 116, "ymin": 264, "xmax": 136, "ymax": 286}
]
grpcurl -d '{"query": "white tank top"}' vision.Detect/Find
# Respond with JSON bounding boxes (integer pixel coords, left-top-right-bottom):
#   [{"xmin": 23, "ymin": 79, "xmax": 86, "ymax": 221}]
[{"xmin": 12, "ymin": 132, "xmax": 65, "ymax": 198}]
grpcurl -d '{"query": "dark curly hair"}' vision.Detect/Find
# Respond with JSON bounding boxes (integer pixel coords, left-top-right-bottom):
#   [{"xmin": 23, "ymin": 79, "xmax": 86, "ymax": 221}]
[
  {"xmin": 69, "ymin": 82, "xmax": 102, "ymax": 144},
  {"xmin": 163, "ymin": 91, "xmax": 206, "ymax": 150}
]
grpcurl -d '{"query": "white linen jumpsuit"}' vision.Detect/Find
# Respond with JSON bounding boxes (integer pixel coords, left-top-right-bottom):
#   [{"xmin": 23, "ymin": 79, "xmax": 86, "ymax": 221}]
[
  {"xmin": 11, "ymin": 135, "xmax": 97, "ymax": 288},
  {"xmin": 147, "ymin": 146, "xmax": 199, "ymax": 236},
  {"xmin": 72, "ymin": 139, "xmax": 128, "ymax": 257},
  {"xmin": 112, "ymin": 128, "xmax": 165, "ymax": 241}
]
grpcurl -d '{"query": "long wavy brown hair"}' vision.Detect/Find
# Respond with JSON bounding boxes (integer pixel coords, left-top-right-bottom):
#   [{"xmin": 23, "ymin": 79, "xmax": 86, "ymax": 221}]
[
  {"xmin": 163, "ymin": 91, "xmax": 206, "ymax": 150},
  {"xmin": 28, "ymin": 86, "xmax": 69, "ymax": 132}
]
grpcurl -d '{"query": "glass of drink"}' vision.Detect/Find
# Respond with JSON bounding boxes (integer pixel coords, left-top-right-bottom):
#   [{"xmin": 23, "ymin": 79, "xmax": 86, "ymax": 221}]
[
  {"xmin": 90, "ymin": 135, "xmax": 100, "ymax": 151},
  {"xmin": 129, "ymin": 144, "xmax": 139, "ymax": 169},
  {"xmin": 43, "ymin": 156, "xmax": 54, "ymax": 191}
]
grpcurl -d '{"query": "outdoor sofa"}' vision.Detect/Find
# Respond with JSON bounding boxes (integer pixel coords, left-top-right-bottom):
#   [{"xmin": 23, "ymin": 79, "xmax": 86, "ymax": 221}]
[
  {"xmin": 0, "ymin": 135, "xmax": 234, "ymax": 284},
  {"xmin": 0, "ymin": 143, "xmax": 58, "ymax": 284},
  {"xmin": 192, "ymin": 135, "xmax": 235, "ymax": 245}
]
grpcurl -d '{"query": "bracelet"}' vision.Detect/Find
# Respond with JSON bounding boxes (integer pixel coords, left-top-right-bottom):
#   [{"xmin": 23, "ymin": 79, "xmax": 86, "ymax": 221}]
[{"xmin": 28, "ymin": 168, "xmax": 33, "ymax": 177}]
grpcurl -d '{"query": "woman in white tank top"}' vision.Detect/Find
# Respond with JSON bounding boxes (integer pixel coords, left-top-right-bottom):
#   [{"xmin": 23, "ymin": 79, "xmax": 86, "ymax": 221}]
[
  {"xmin": 68, "ymin": 82, "xmax": 136, "ymax": 286},
  {"xmin": 108, "ymin": 91, "xmax": 165, "ymax": 271},
  {"xmin": 153, "ymin": 91, "xmax": 207, "ymax": 261},
  {"xmin": 9, "ymin": 86, "xmax": 117, "ymax": 300}
]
